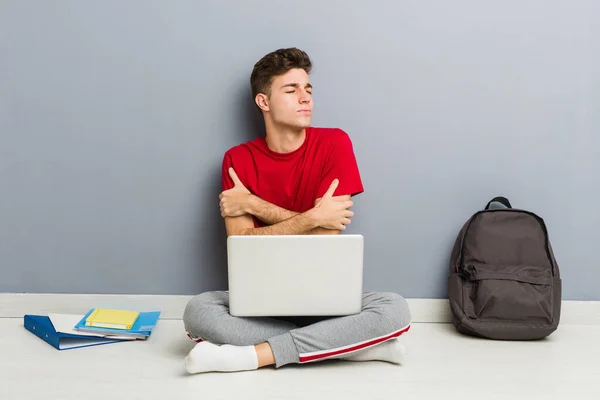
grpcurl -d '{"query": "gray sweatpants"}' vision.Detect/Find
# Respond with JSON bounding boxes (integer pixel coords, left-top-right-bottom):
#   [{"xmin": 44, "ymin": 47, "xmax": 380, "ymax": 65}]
[{"xmin": 183, "ymin": 291, "xmax": 412, "ymax": 368}]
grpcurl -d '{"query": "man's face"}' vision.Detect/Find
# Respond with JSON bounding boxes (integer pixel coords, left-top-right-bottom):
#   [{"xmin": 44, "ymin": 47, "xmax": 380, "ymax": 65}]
[{"xmin": 259, "ymin": 68, "xmax": 313, "ymax": 129}]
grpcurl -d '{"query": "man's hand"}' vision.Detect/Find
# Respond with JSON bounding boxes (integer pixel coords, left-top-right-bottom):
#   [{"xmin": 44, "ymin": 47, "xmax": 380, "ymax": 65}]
[
  {"xmin": 310, "ymin": 179, "xmax": 354, "ymax": 230},
  {"xmin": 219, "ymin": 168, "xmax": 252, "ymax": 218}
]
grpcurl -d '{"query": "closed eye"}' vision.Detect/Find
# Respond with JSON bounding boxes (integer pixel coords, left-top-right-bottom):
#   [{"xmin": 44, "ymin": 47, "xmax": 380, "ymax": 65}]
[{"xmin": 281, "ymin": 83, "xmax": 312, "ymax": 94}]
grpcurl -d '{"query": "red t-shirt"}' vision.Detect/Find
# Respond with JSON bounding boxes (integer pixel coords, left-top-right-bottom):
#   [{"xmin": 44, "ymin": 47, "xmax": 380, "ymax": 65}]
[{"xmin": 222, "ymin": 127, "xmax": 364, "ymax": 227}]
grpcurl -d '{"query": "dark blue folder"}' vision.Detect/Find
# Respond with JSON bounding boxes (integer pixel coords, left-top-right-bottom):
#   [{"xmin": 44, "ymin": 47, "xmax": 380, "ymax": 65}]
[{"xmin": 24, "ymin": 315, "xmax": 126, "ymax": 350}]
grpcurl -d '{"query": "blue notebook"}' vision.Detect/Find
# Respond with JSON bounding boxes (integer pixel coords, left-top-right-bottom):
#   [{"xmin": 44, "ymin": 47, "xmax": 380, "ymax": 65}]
[
  {"xmin": 24, "ymin": 315, "xmax": 126, "ymax": 350},
  {"xmin": 74, "ymin": 309, "xmax": 160, "ymax": 338}
]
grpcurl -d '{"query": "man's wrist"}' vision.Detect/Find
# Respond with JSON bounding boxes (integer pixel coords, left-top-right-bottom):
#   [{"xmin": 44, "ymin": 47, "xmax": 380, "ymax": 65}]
[
  {"xmin": 304, "ymin": 208, "xmax": 321, "ymax": 229},
  {"xmin": 245, "ymin": 194, "xmax": 258, "ymax": 215}
]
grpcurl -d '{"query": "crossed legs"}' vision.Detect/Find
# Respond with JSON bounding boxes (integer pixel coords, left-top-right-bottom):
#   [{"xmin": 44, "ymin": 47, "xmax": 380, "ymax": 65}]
[{"xmin": 182, "ymin": 291, "xmax": 411, "ymax": 373}]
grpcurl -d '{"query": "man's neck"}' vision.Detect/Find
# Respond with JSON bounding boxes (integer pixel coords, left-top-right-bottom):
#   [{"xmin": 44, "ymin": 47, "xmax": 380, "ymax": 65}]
[{"xmin": 264, "ymin": 125, "xmax": 306, "ymax": 154}]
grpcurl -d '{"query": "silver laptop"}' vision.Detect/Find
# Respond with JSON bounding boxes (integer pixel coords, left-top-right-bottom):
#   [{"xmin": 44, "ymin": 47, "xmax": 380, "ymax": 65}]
[{"xmin": 227, "ymin": 234, "xmax": 364, "ymax": 317}]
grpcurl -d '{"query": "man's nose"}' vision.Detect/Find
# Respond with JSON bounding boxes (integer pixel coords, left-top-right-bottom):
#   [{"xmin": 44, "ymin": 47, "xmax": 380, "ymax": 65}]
[{"xmin": 299, "ymin": 91, "xmax": 311, "ymax": 103}]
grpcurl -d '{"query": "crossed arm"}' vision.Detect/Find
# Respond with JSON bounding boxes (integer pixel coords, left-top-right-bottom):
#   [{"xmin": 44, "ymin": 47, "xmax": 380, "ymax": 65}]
[
  {"xmin": 220, "ymin": 168, "xmax": 353, "ymax": 237},
  {"xmin": 225, "ymin": 194, "xmax": 350, "ymax": 236}
]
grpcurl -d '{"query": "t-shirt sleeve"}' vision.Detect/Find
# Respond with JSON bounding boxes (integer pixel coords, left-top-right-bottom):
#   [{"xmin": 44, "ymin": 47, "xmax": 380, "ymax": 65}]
[
  {"xmin": 316, "ymin": 130, "xmax": 364, "ymax": 199},
  {"xmin": 221, "ymin": 152, "xmax": 235, "ymax": 191}
]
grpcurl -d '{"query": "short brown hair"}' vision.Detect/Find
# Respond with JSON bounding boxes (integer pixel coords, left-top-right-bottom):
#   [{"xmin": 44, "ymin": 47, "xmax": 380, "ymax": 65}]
[{"xmin": 250, "ymin": 47, "xmax": 312, "ymax": 101}]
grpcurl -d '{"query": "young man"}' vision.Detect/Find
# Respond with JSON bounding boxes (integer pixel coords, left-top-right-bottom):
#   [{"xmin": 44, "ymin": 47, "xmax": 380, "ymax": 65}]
[{"xmin": 183, "ymin": 48, "xmax": 411, "ymax": 374}]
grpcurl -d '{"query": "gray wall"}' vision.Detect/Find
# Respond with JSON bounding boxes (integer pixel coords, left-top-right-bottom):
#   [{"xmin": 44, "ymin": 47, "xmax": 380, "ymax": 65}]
[{"xmin": 1, "ymin": 1, "xmax": 598, "ymax": 300}]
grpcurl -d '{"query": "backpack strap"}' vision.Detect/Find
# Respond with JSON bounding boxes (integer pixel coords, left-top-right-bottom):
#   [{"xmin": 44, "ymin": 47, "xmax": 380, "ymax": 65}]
[{"xmin": 485, "ymin": 196, "xmax": 512, "ymax": 210}]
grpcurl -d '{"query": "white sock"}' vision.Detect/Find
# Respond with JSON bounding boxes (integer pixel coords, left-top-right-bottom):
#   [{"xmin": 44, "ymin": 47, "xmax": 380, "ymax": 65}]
[
  {"xmin": 184, "ymin": 341, "xmax": 259, "ymax": 374},
  {"xmin": 342, "ymin": 339, "xmax": 406, "ymax": 364}
]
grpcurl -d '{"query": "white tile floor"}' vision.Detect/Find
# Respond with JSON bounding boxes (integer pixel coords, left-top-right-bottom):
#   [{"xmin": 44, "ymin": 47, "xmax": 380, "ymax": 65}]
[{"xmin": 1, "ymin": 318, "xmax": 599, "ymax": 400}]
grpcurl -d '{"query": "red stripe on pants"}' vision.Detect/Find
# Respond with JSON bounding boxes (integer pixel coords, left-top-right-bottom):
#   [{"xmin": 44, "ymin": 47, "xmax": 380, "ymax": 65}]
[{"xmin": 299, "ymin": 324, "xmax": 410, "ymax": 363}]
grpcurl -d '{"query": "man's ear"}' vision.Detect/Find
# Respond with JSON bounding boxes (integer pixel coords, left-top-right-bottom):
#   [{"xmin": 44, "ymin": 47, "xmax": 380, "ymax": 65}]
[{"xmin": 255, "ymin": 93, "xmax": 269, "ymax": 112}]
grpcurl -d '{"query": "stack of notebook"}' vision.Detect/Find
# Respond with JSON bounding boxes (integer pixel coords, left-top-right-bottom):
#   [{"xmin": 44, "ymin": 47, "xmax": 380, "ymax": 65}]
[
  {"xmin": 74, "ymin": 308, "xmax": 161, "ymax": 339},
  {"xmin": 24, "ymin": 308, "xmax": 161, "ymax": 350}
]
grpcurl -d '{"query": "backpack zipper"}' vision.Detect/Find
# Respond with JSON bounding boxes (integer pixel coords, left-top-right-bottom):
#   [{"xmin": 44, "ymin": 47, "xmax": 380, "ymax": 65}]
[
  {"xmin": 458, "ymin": 264, "xmax": 475, "ymax": 280},
  {"xmin": 458, "ymin": 265, "xmax": 480, "ymax": 300}
]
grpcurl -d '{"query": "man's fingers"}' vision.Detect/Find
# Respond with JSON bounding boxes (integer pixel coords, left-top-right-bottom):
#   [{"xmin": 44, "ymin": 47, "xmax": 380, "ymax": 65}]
[
  {"xmin": 342, "ymin": 218, "xmax": 352, "ymax": 225},
  {"xmin": 228, "ymin": 168, "xmax": 244, "ymax": 187},
  {"xmin": 219, "ymin": 188, "xmax": 234, "ymax": 199},
  {"xmin": 344, "ymin": 210, "xmax": 354, "ymax": 218},
  {"xmin": 323, "ymin": 179, "xmax": 339, "ymax": 198}
]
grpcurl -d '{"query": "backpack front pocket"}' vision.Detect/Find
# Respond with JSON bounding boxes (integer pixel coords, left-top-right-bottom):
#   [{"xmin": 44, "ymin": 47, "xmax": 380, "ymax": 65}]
[{"xmin": 459, "ymin": 264, "xmax": 554, "ymax": 323}]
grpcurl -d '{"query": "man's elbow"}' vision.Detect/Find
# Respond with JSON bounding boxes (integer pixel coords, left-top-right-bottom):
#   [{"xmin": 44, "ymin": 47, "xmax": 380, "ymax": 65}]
[
  {"xmin": 224, "ymin": 216, "xmax": 254, "ymax": 237},
  {"xmin": 226, "ymin": 226, "xmax": 253, "ymax": 237}
]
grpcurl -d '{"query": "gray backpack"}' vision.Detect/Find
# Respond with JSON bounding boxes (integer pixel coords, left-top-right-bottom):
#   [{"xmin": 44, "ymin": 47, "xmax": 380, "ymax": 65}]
[{"xmin": 448, "ymin": 196, "xmax": 562, "ymax": 340}]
